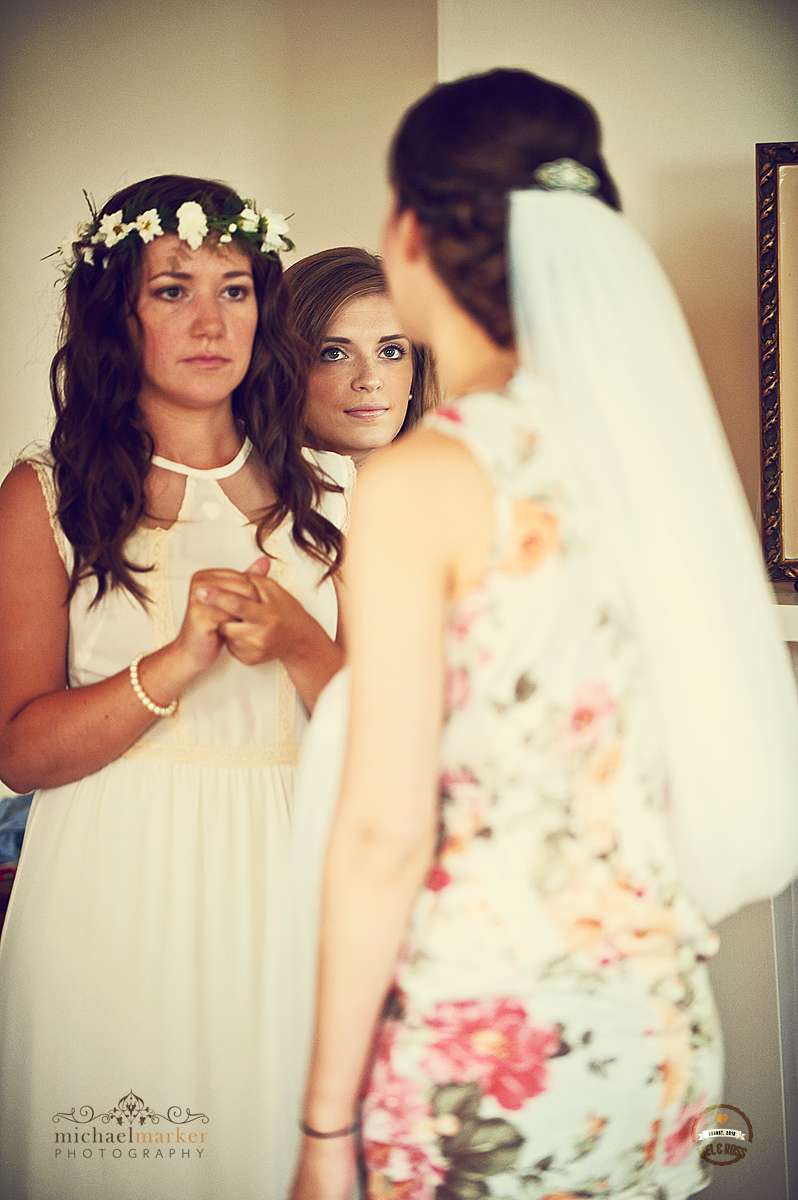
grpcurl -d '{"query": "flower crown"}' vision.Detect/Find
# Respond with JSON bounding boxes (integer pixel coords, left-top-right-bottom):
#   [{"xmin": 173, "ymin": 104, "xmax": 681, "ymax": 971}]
[{"xmin": 55, "ymin": 192, "xmax": 294, "ymax": 279}]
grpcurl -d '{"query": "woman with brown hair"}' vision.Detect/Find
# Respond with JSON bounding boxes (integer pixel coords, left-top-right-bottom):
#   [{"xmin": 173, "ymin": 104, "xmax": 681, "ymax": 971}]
[
  {"xmin": 290, "ymin": 71, "xmax": 798, "ymax": 1199},
  {"xmin": 0, "ymin": 174, "xmax": 352, "ymax": 1199},
  {"xmin": 284, "ymin": 247, "xmax": 439, "ymax": 467}
]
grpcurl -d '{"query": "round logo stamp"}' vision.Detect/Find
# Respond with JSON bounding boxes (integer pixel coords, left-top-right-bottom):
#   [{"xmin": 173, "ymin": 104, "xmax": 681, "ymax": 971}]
[{"xmin": 691, "ymin": 1104, "xmax": 752, "ymax": 1166}]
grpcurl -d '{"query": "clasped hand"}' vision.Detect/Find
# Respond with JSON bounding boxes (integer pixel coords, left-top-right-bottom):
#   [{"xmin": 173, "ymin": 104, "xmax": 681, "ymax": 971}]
[{"xmin": 190, "ymin": 558, "xmax": 309, "ymax": 667}]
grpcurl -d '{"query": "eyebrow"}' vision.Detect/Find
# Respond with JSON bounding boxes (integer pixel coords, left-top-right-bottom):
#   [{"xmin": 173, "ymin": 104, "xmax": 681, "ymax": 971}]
[
  {"xmin": 322, "ymin": 334, "xmax": 409, "ymax": 344},
  {"xmin": 147, "ymin": 269, "xmax": 253, "ymax": 282}
]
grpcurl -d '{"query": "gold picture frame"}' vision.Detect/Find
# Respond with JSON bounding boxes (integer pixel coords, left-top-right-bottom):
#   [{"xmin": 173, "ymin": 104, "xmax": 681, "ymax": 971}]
[{"xmin": 759, "ymin": 141, "xmax": 798, "ymax": 581}]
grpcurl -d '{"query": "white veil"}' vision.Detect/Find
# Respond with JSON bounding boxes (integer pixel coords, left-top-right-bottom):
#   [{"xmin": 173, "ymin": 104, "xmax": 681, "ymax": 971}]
[{"xmin": 509, "ymin": 188, "xmax": 798, "ymax": 924}]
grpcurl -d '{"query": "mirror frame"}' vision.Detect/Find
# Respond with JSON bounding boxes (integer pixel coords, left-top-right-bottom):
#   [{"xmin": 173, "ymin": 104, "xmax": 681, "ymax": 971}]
[{"xmin": 759, "ymin": 141, "xmax": 798, "ymax": 582}]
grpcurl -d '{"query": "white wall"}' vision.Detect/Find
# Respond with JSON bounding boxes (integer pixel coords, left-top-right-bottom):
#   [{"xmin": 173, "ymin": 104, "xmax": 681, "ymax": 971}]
[
  {"xmin": 0, "ymin": 0, "xmax": 437, "ymax": 474},
  {"xmin": 439, "ymin": 0, "xmax": 798, "ymax": 512}
]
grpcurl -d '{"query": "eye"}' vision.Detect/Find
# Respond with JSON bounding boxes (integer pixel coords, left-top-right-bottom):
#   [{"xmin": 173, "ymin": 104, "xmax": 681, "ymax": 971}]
[
  {"xmin": 320, "ymin": 346, "xmax": 346, "ymax": 362},
  {"xmin": 223, "ymin": 284, "xmax": 251, "ymax": 301},
  {"xmin": 379, "ymin": 343, "xmax": 407, "ymax": 360},
  {"xmin": 155, "ymin": 285, "xmax": 185, "ymax": 301}
]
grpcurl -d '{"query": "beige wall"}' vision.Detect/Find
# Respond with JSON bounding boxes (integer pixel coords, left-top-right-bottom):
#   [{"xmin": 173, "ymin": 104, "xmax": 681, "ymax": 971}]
[
  {"xmin": 439, "ymin": 0, "xmax": 798, "ymax": 513},
  {"xmin": 0, "ymin": 0, "xmax": 437, "ymax": 474}
]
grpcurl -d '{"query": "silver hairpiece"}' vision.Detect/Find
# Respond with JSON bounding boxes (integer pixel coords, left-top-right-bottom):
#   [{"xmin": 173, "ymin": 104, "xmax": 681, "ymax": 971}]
[{"xmin": 533, "ymin": 158, "xmax": 599, "ymax": 195}]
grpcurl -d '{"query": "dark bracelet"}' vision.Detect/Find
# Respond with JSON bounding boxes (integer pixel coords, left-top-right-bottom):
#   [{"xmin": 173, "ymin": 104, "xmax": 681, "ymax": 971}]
[{"xmin": 299, "ymin": 1118, "xmax": 359, "ymax": 1140}]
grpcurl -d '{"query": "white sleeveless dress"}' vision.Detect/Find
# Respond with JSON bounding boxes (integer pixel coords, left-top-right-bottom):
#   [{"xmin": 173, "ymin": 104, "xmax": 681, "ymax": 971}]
[{"xmin": 0, "ymin": 440, "xmax": 354, "ymax": 1200}]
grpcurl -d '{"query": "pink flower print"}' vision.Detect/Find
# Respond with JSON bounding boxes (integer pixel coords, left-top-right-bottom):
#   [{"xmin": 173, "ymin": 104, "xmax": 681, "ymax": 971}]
[
  {"xmin": 450, "ymin": 597, "xmax": 482, "ymax": 641},
  {"xmin": 653, "ymin": 996, "xmax": 696, "ymax": 1109},
  {"xmin": 663, "ymin": 1095, "xmax": 709, "ymax": 1166},
  {"xmin": 439, "ymin": 768, "xmax": 491, "ymax": 852},
  {"xmin": 436, "ymin": 406, "xmax": 463, "ymax": 423},
  {"xmin": 421, "ymin": 997, "xmax": 560, "ymax": 1110},
  {"xmin": 450, "ymin": 611, "xmax": 473, "ymax": 640},
  {"xmin": 644, "ymin": 1117, "xmax": 662, "ymax": 1164},
  {"xmin": 441, "ymin": 766, "xmax": 474, "ymax": 790},
  {"xmin": 362, "ymin": 1027, "xmax": 447, "ymax": 1200},
  {"xmin": 425, "ymin": 862, "xmax": 451, "ymax": 892},
  {"xmin": 572, "ymin": 741, "xmax": 622, "ymax": 855},
  {"xmin": 364, "ymin": 1140, "xmax": 446, "ymax": 1200},
  {"xmin": 498, "ymin": 498, "xmax": 560, "ymax": 575},
  {"xmin": 444, "ymin": 666, "xmax": 470, "ymax": 712},
  {"xmin": 560, "ymin": 682, "xmax": 616, "ymax": 755},
  {"xmin": 545, "ymin": 866, "xmax": 679, "ymax": 972},
  {"xmin": 363, "ymin": 1024, "xmax": 428, "ymax": 1143}
]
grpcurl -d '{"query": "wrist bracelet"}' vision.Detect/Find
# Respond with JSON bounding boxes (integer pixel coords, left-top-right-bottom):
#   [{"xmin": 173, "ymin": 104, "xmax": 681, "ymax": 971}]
[
  {"xmin": 129, "ymin": 653, "xmax": 178, "ymax": 717},
  {"xmin": 299, "ymin": 1118, "xmax": 359, "ymax": 1140}
]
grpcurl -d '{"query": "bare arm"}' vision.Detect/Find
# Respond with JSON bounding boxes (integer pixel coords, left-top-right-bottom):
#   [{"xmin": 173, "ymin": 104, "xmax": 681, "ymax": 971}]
[
  {"xmin": 0, "ymin": 464, "xmax": 235, "ymax": 793},
  {"xmin": 291, "ymin": 429, "xmax": 493, "ymax": 1197}
]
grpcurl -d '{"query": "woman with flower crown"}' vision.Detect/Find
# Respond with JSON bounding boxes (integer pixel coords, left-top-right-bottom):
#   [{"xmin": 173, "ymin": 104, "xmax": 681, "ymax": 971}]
[
  {"xmin": 289, "ymin": 72, "xmax": 798, "ymax": 1199},
  {"xmin": 0, "ymin": 174, "xmax": 353, "ymax": 1199}
]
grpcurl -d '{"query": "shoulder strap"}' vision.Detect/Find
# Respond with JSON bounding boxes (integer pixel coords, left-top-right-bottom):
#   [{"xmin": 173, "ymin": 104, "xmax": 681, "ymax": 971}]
[{"xmin": 28, "ymin": 459, "xmax": 72, "ymax": 570}]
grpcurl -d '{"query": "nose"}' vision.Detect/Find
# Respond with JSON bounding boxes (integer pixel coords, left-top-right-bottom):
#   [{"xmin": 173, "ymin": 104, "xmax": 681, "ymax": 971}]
[
  {"xmin": 191, "ymin": 293, "xmax": 225, "ymax": 339},
  {"xmin": 352, "ymin": 357, "xmax": 383, "ymax": 392}
]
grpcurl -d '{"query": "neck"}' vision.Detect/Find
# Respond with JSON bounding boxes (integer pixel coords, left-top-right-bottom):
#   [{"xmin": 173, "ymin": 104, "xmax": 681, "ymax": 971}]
[
  {"xmin": 140, "ymin": 399, "xmax": 244, "ymax": 470},
  {"xmin": 350, "ymin": 448, "xmax": 374, "ymax": 471},
  {"xmin": 428, "ymin": 302, "xmax": 519, "ymax": 400}
]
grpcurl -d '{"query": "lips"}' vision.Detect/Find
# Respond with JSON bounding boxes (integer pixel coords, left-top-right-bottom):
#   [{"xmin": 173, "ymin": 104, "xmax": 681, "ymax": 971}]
[
  {"xmin": 183, "ymin": 355, "xmax": 229, "ymax": 368},
  {"xmin": 344, "ymin": 405, "xmax": 389, "ymax": 419}
]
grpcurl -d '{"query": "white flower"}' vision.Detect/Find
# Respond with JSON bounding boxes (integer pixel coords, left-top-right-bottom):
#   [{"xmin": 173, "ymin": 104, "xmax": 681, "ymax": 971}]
[
  {"xmin": 383, "ymin": 1147, "xmax": 413, "ymax": 1182},
  {"xmin": 238, "ymin": 207, "xmax": 260, "ymax": 233},
  {"xmin": 82, "ymin": 245, "xmax": 95, "ymax": 266},
  {"xmin": 176, "ymin": 201, "xmax": 208, "ymax": 250},
  {"xmin": 58, "ymin": 226, "xmax": 82, "ymax": 268},
  {"xmin": 261, "ymin": 209, "xmax": 290, "ymax": 250},
  {"xmin": 219, "ymin": 234, "xmax": 232, "ymax": 243},
  {"xmin": 135, "ymin": 209, "xmax": 163, "ymax": 243},
  {"xmin": 97, "ymin": 209, "xmax": 134, "ymax": 248},
  {"xmin": 228, "ymin": 222, "xmax": 238, "ymax": 232}
]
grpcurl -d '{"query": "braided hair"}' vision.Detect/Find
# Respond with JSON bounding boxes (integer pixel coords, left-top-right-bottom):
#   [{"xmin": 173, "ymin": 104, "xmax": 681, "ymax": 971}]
[{"xmin": 389, "ymin": 69, "xmax": 621, "ymax": 346}]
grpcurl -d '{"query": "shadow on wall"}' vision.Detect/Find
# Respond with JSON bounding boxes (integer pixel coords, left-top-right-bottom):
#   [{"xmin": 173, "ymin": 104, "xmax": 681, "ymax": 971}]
[{"xmin": 653, "ymin": 164, "xmax": 760, "ymax": 515}]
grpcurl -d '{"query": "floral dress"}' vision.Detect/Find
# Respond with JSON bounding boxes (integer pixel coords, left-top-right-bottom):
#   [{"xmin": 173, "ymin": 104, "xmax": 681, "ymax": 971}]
[{"xmin": 359, "ymin": 375, "xmax": 722, "ymax": 1200}]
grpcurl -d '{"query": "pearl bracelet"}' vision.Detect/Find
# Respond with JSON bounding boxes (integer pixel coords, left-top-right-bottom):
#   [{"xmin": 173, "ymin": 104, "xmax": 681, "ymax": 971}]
[{"xmin": 129, "ymin": 653, "xmax": 178, "ymax": 717}]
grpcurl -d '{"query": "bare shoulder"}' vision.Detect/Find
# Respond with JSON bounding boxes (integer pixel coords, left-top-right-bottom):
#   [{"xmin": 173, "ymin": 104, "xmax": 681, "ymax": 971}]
[
  {"xmin": 360, "ymin": 425, "xmax": 487, "ymax": 490},
  {"xmin": 351, "ymin": 427, "xmax": 493, "ymax": 591},
  {"xmin": 0, "ymin": 461, "xmax": 67, "ymax": 584},
  {"xmin": 0, "ymin": 460, "xmax": 50, "ymax": 518},
  {"xmin": 355, "ymin": 427, "xmax": 492, "ymax": 525}
]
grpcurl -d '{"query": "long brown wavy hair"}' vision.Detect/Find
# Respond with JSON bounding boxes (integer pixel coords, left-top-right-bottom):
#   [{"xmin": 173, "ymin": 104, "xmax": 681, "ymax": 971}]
[
  {"xmin": 282, "ymin": 247, "xmax": 440, "ymax": 436},
  {"xmin": 389, "ymin": 69, "xmax": 621, "ymax": 347},
  {"xmin": 50, "ymin": 174, "xmax": 342, "ymax": 604}
]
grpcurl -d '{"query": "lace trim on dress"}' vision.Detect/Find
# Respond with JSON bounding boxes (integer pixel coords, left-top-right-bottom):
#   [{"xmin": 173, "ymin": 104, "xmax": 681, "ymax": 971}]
[
  {"xmin": 144, "ymin": 527, "xmax": 179, "ymax": 648},
  {"xmin": 29, "ymin": 459, "xmax": 71, "ymax": 570},
  {"xmin": 151, "ymin": 438, "xmax": 253, "ymax": 479},
  {"xmin": 142, "ymin": 526, "xmax": 188, "ymax": 746},
  {"xmin": 278, "ymin": 663, "xmax": 295, "ymax": 740},
  {"xmin": 121, "ymin": 741, "xmax": 301, "ymax": 767},
  {"xmin": 341, "ymin": 457, "xmax": 356, "ymax": 536}
]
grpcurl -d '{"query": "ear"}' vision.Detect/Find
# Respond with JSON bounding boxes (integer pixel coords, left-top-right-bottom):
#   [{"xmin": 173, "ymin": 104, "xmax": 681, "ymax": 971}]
[{"xmin": 394, "ymin": 207, "xmax": 427, "ymax": 265}]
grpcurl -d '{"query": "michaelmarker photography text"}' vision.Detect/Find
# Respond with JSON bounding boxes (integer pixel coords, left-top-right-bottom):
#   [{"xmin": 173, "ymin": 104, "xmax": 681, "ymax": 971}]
[{"xmin": 55, "ymin": 1124, "xmax": 208, "ymax": 1159}]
